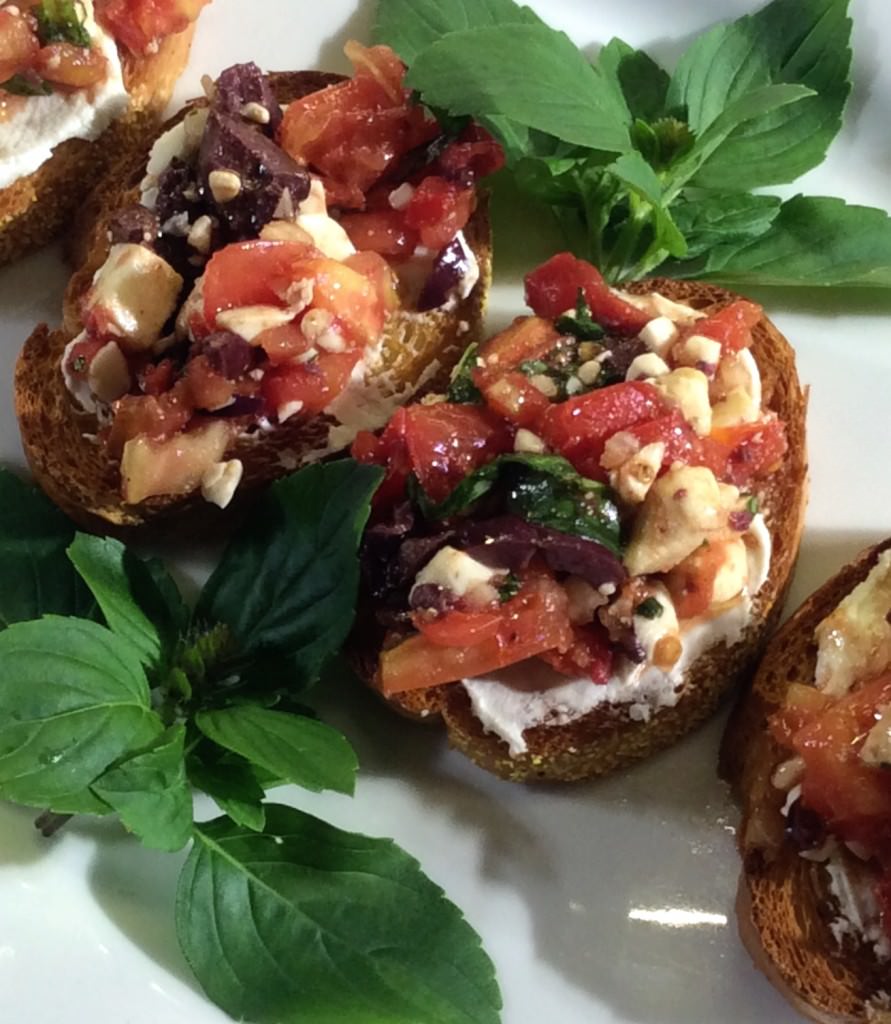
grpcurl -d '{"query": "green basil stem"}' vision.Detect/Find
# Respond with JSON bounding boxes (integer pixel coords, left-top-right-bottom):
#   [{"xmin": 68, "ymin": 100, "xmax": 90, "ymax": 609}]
[{"xmin": 606, "ymin": 194, "xmax": 651, "ymax": 283}]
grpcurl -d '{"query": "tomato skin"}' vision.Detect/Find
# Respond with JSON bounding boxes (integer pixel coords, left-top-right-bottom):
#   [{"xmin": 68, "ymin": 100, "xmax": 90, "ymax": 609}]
[
  {"xmin": 404, "ymin": 176, "xmax": 475, "ymax": 251},
  {"xmin": 773, "ymin": 674, "xmax": 891, "ymax": 852},
  {"xmin": 341, "ymin": 209, "xmax": 418, "ymax": 259},
  {"xmin": 664, "ymin": 541, "xmax": 727, "ymax": 619},
  {"xmin": 712, "ymin": 418, "xmax": 788, "ymax": 485},
  {"xmin": 540, "ymin": 381, "xmax": 667, "ymax": 479},
  {"xmin": 524, "ymin": 252, "xmax": 651, "ymax": 336},
  {"xmin": 476, "ymin": 317, "xmax": 561, "ymax": 380},
  {"xmin": 252, "ymin": 323, "xmax": 310, "ymax": 366},
  {"xmin": 477, "ymin": 371, "xmax": 552, "ymax": 428},
  {"xmin": 626, "ymin": 411, "xmax": 728, "ymax": 476},
  {"xmin": 414, "ymin": 608, "xmax": 503, "ymax": 647},
  {"xmin": 35, "ymin": 43, "xmax": 107, "ymax": 88},
  {"xmin": 95, "ymin": 0, "xmax": 209, "ymax": 55},
  {"xmin": 352, "ymin": 402, "xmax": 513, "ymax": 507},
  {"xmin": 437, "ymin": 129, "xmax": 505, "ymax": 184},
  {"xmin": 344, "ymin": 250, "xmax": 400, "ymax": 313},
  {"xmin": 262, "ymin": 351, "xmax": 361, "ymax": 418},
  {"xmin": 379, "ymin": 576, "xmax": 573, "ymax": 694},
  {"xmin": 203, "ymin": 241, "xmax": 320, "ymax": 322},
  {"xmin": 294, "ymin": 257, "xmax": 385, "ymax": 348},
  {"xmin": 691, "ymin": 300, "xmax": 762, "ymax": 354},
  {"xmin": 0, "ymin": 10, "xmax": 39, "ymax": 83},
  {"xmin": 539, "ymin": 623, "xmax": 614, "ymax": 683},
  {"xmin": 106, "ymin": 390, "xmax": 190, "ymax": 457}
]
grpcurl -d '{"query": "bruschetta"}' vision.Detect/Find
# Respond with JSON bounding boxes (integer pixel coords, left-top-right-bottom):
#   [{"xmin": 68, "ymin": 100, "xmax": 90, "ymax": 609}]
[
  {"xmin": 0, "ymin": 0, "xmax": 210, "ymax": 266},
  {"xmin": 350, "ymin": 254, "xmax": 807, "ymax": 782},
  {"xmin": 722, "ymin": 539, "xmax": 891, "ymax": 1023},
  {"xmin": 15, "ymin": 46, "xmax": 496, "ymax": 530}
]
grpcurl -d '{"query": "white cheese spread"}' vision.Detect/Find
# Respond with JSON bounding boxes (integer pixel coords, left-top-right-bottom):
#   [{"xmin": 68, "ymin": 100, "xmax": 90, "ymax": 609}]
[
  {"xmin": 825, "ymin": 858, "xmax": 891, "ymax": 961},
  {"xmin": 461, "ymin": 521, "xmax": 771, "ymax": 756},
  {"xmin": 0, "ymin": 0, "xmax": 129, "ymax": 190}
]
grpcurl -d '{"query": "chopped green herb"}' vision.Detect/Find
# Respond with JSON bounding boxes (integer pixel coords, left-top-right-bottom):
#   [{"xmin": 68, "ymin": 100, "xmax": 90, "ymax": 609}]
[
  {"xmin": 518, "ymin": 358, "xmax": 550, "ymax": 376},
  {"xmin": 746, "ymin": 495, "xmax": 760, "ymax": 515},
  {"xmin": 36, "ymin": 0, "xmax": 92, "ymax": 47},
  {"xmin": 555, "ymin": 290, "xmax": 605, "ymax": 340},
  {"xmin": 447, "ymin": 342, "xmax": 483, "ymax": 404},
  {"xmin": 72, "ymin": 354, "xmax": 87, "ymax": 373},
  {"xmin": 497, "ymin": 573, "xmax": 521, "ymax": 602},
  {"xmin": 2, "ymin": 74, "xmax": 53, "ymax": 97},
  {"xmin": 635, "ymin": 597, "xmax": 664, "ymax": 619}
]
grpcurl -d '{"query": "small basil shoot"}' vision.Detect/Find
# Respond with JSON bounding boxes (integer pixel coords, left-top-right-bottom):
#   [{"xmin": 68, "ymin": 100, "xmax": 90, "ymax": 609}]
[
  {"xmin": 447, "ymin": 342, "xmax": 483, "ymax": 404},
  {"xmin": 747, "ymin": 495, "xmax": 760, "ymax": 515},
  {"xmin": 497, "ymin": 573, "xmax": 521, "ymax": 602},
  {"xmin": 555, "ymin": 290, "xmax": 605, "ymax": 340},
  {"xmin": 35, "ymin": 0, "xmax": 92, "ymax": 47},
  {"xmin": 1, "ymin": 74, "xmax": 53, "ymax": 96}
]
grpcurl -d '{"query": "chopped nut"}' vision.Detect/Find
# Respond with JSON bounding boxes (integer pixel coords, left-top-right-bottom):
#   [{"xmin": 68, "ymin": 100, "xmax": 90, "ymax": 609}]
[
  {"xmin": 260, "ymin": 220, "xmax": 314, "ymax": 244},
  {"xmin": 652, "ymin": 634, "xmax": 682, "ymax": 669},
  {"xmin": 187, "ymin": 215, "xmax": 214, "ymax": 255},
  {"xmin": 611, "ymin": 441, "xmax": 666, "ymax": 505},
  {"xmin": 514, "ymin": 428, "xmax": 547, "ymax": 454},
  {"xmin": 240, "ymin": 101, "xmax": 271, "ymax": 125},
  {"xmin": 87, "ymin": 342, "xmax": 131, "ymax": 404},
  {"xmin": 201, "ymin": 459, "xmax": 243, "ymax": 510},
  {"xmin": 277, "ymin": 400, "xmax": 305, "ymax": 423},
  {"xmin": 208, "ymin": 169, "xmax": 243, "ymax": 204},
  {"xmin": 771, "ymin": 756, "xmax": 805, "ymax": 791},
  {"xmin": 200, "ymin": 73, "xmax": 216, "ymax": 100},
  {"xmin": 577, "ymin": 358, "xmax": 604, "ymax": 386},
  {"xmin": 529, "ymin": 373, "xmax": 558, "ymax": 398}
]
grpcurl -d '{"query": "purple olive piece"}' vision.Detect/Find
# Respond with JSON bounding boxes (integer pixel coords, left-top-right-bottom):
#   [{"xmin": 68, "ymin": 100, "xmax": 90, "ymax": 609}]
[
  {"xmin": 417, "ymin": 236, "xmax": 471, "ymax": 312},
  {"xmin": 213, "ymin": 62, "xmax": 283, "ymax": 136}
]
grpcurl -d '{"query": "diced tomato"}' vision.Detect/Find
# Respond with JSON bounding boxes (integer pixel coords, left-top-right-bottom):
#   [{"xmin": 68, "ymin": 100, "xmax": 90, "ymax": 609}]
[
  {"xmin": 203, "ymin": 241, "xmax": 320, "ymax": 322},
  {"xmin": 691, "ymin": 300, "xmax": 762, "ymax": 354},
  {"xmin": 404, "ymin": 403, "xmax": 513, "ymax": 502},
  {"xmin": 626, "ymin": 411, "xmax": 727, "ymax": 476},
  {"xmin": 261, "ymin": 351, "xmax": 361, "ymax": 418},
  {"xmin": 774, "ymin": 674, "xmax": 891, "ymax": 852},
  {"xmin": 477, "ymin": 371, "xmax": 552, "ymax": 428},
  {"xmin": 344, "ymin": 251, "xmax": 400, "ymax": 313},
  {"xmin": 183, "ymin": 355, "xmax": 234, "ymax": 412},
  {"xmin": 404, "ymin": 176, "xmax": 475, "ymax": 252},
  {"xmin": 475, "ymin": 317, "xmax": 561, "ymax": 381},
  {"xmin": 712, "ymin": 418, "xmax": 788, "ymax": 485},
  {"xmin": 414, "ymin": 608, "xmax": 503, "ymax": 647},
  {"xmin": 539, "ymin": 623, "xmax": 614, "ymax": 683},
  {"xmin": 294, "ymin": 257, "xmax": 385, "ymax": 348},
  {"xmin": 341, "ymin": 209, "xmax": 418, "ymax": 259},
  {"xmin": 278, "ymin": 42, "xmax": 437, "ymax": 210},
  {"xmin": 252, "ymin": 322, "xmax": 310, "ymax": 366},
  {"xmin": 352, "ymin": 402, "xmax": 513, "ymax": 506},
  {"xmin": 664, "ymin": 540, "xmax": 728, "ymax": 619},
  {"xmin": 95, "ymin": 0, "xmax": 210, "ymax": 55},
  {"xmin": 524, "ymin": 252, "xmax": 651, "ymax": 336},
  {"xmin": 139, "ymin": 358, "xmax": 175, "ymax": 396},
  {"xmin": 540, "ymin": 381, "xmax": 667, "ymax": 479},
  {"xmin": 769, "ymin": 683, "xmax": 833, "ymax": 748},
  {"xmin": 437, "ymin": 128, "xmax": 505, "ymax": 184},
  {"xmin": 379, "ymin": 575, "xmax": 573, "ymax": 694},
  {"xmin": 106, "ymin": 390, "xmax": 191, "ymax": 457},
  {"xmin": 0, "ymin": 9, "xmax": 39, "ymax": 83},
  {"xmin": 35, "ymin": 43, "xmax": 107, "ymax": 88}
]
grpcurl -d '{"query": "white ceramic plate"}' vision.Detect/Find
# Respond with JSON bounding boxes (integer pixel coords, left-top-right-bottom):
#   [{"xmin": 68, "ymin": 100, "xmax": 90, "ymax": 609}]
[{"xmin": 1, "ymin": 2, "xmax": 891, "ymax": 1021}]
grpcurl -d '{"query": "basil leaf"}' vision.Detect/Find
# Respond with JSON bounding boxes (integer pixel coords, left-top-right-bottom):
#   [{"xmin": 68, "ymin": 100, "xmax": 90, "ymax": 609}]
[
  {"xmin": 196, "ymin": 461, "xmax": 382, "ymax": 689},
  {"xmin": 668, "ymin": 193, "xmax": 781, "ymax": 260},
  {"xmin": 1, "ymin": 73, "xmax": 52, "ymax": 96},
  {"xmin": 187, "ymin": 755, "xmax": 267, "ymax": 831},
  {"xmin": 447, "ymin": 343, "xmax": 483, "ymax": 403},
  {"xmin": 595, "ymin": 38, "xmax": 670, "ymax": 123},
  {"xmin": 666, "ymin": 82, "xmax": 815, "ymax": 196},
  {"xmin": 606, "ymin": 150, "xmax": 687, "ymax": 261},
  {"xmin": 406, "ymin": 24, "xmax": 631, "ymax": 153},
  {"xmin": 373, "ymin": 0, "xmax": 542, "ymax": 64},
  {"xmin": 667, "ymin": 195, "xmax": 891, "ymax": 288},
  {"xmin": 0, "ymin": 618, "xmax": 162, "ymax": 809},
  {"xmin": 176, "ymin": 805, "xmax": 502, "ymax": 1024},
  {"xmin": 195, "ymin": 706, "xmax": 357, "ymax": 796},
  {"xmin": 35, "ymin": 0, "xmax": 91, "ymax": 46},
  {"xmin": 67, "ymin": 535, "xmax": 188, "ymax": 670},
  {"xmin": 669, "ymin": 0, "xmax": 852, "ymax": 189},
  {"xmin": 0, "ymin": 469, "xmax": 96, "ymax": 629},
  {"xmin": 91, "ymin": 725, "xmax": 193, "ymax": 852},
  {"xmin": 427, "ymin": 453, "xmax": 621, "ymax": 554}
]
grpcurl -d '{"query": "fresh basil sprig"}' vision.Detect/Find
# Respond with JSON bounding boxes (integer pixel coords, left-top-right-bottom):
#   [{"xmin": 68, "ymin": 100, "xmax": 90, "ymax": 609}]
[
  {"xmin": 0, "ymin": 466, "xmax": 501, "ymax": 1024},
  {"xmin": 374, "ymin": 0, "xmax": 891, "ymax": 290}
]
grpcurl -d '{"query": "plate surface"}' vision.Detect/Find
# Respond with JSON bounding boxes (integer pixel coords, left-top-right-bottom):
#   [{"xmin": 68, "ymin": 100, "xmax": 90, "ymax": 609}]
[{"xmin": 1, "ymin": 2, "xmax": 891, "ymax": 1022}]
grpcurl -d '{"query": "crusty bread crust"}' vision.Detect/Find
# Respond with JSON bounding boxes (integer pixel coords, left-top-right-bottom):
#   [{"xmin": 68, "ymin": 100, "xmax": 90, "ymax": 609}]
[
  {"xmin": 0, "ymin": 26, "xmax": 196, "ymax": 268},
  {"xmin": 722, "ymin": 539, "xmax": 891, "ymax": 1024},
  {"xmin": 354, "ymin": 278, "xmax": 808, "ymax": 782},
  {"xmin": 15, "ymin": 71, "xmax": 492, "ymax": 534}
]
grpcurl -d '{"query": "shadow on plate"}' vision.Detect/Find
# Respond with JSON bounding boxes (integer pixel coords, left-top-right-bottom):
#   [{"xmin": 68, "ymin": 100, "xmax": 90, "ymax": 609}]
[{"xmin": 316, "ymin": 0, "xmax": 376, "ymax": 73}]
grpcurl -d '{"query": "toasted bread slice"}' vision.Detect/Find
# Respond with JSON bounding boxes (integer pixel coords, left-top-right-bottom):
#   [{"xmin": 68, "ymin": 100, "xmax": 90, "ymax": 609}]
[
  {"xmin": 15, "ymin": 71, "xmax": 492, "ymax": 534},
  {"xmin": 0, "ymin": 25, "xmax": 197, "ymax": 268},
  {"xmin": 352, "ymin": 277, "xmax": 808, "ymax": 782},
  {"xmin": 722, "ymin": 539, "xmax": 891, "ymax": 1024}
]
